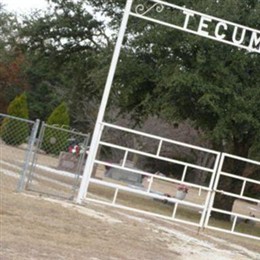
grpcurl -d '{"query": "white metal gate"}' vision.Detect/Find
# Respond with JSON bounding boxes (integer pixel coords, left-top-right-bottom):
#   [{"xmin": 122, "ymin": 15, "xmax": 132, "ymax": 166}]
[
  {"xmin": 82, "ymin": 123, "xmax": 260, "ymax": 240},
  {"xmin": 205, "ymin": 153, "xmax": 260, "ymax": 240},
  {"xmin": 25, "ymin": 123, "xmax": 90, "ymax": 200},
  {"xmin": 84, "ymin": 122, "xmax": 220, "ymax": 228}
]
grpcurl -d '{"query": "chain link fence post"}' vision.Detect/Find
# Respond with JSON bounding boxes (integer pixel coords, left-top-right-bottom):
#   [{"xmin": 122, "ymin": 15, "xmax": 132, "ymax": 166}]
[
  {"xmin": 25, "ymin": 121, "xmax": 46, "ymax": 188},
  {"xmin": 17, "ymin": 119, "xmax": 40, "ymax": 192}
]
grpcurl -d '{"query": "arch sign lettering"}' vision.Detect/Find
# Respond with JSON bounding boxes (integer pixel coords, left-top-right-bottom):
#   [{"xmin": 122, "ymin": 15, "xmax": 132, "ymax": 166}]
[
  {"xmin": 77, "ymin": 0, "xmax": 260, "ymax": 202},
  {"xmin": 132, "ymin": 1, "xmax": 260, "ymax": 53}
]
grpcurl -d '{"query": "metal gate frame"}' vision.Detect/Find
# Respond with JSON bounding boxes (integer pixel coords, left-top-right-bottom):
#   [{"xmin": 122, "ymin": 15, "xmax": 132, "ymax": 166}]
[
  {"xmin": 25, "ymin": 122, "xmax": 90, "ymax": 200},
  {"xmin": 0, "ymin": 113, "xmax": 40, "ymax": 192},
  {"xmin": 81, "ymin": 123, "xmax": 260, "ymax": 240},
  {"xmin": 84, "ymin": 122, "xmax": 221, "ymax": 228},
  {"xmin": 205, "ymin": 153, "xmax": 260, "ymax": 240},
  {"xmin": 17, "ymin": 119, "xmax": 40, "ymax": 191}
]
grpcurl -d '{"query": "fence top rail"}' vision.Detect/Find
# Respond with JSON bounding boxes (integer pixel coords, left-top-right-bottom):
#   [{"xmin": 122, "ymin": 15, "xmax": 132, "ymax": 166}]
[
  {"xmin": 99, "ymin": 140, "xmax": 215, "ymax": 173},
  {"xmin": 220, "ymin": 171, "xmax": 260, "ymax": 185},
  {"xmin": 95, "ymin": 158, "xmax": 212, "ymax": 192},
  {"xmin": 211, "ymin": 207, "xmax": 260, "ymax": 221},
  {"xmin": 214, "ymin": 189, "xmax": 259, "ymax": 204},
  {"xmin": 85, "ymin": 197, "xmax": 201, "ymax": 228},
  {"xmin": 222, "ymin": 153, "xmax": 260, "ymax": 166},
  {"xmin": 0, "ymin": 113, "xmax": 35, "ymax": 124},
  {"xmin": 90, "ymin": 177, "xmax": 205, "ymax": 209},
  {"xmin": 205, "ymin": 225, "xmax": 260, "ymax": 241},
  {"xmin": 102, "ymin": 122, "xmax": 220, "ymax": 155},
  {"xmin": 44, "ymin": 122, "xmax": 90, "ymax": 137}
]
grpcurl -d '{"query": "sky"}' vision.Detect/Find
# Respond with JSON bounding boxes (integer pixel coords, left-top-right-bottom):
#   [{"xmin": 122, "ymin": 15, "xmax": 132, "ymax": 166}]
[
  {"xmin": 1, "ymin": 0, "xmax": 97, "ymax": 20},
  {"xmin": 1, "ymin": 0, "xmax": 48, "ymax": 14}
]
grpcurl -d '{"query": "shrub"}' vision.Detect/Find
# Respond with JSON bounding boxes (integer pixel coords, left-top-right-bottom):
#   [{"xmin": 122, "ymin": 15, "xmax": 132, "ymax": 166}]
[
  {"xmin": 1, "ymin": 93, "xmax": 30, "ymax": 146},
  {"xmin": 42, "ymin": 102, "xmax": 70, "ymax": 155},
  {"xmin": 46, "ymin": 101, "xmax": 70, "ymax": 126}
]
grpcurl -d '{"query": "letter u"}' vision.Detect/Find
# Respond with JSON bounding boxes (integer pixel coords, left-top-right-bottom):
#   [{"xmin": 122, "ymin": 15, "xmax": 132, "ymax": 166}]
[{"xmin": 232, "ymin": 26, "xmax": 246, "ymax": 45}]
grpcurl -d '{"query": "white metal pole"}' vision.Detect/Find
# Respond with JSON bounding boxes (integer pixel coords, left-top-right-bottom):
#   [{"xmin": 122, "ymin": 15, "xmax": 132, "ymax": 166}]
[{"xmin": 76, "ymin": 0, "xmax": 134, "ymax": 204}]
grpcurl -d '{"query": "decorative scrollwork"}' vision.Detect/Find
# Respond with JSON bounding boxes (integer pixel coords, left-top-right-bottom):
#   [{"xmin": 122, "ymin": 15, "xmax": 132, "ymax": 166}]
[{"xmin": 135, "ymin": 3, "xmax": 164, "ymax": 16}]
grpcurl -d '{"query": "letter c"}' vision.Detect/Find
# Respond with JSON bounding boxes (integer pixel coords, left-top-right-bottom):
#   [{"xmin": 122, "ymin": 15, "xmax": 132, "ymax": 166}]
[{"xmin": 215, "ymin": 22, "xmax": 228, "ymax": 40}]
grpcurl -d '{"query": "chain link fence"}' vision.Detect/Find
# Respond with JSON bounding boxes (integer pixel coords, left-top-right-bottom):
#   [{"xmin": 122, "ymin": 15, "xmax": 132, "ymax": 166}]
[
  {"xmin": 0, "ymin": 113, "xmax": 39, "ymax": 193},
  {"xmin": 25, "ymin": 122, "xmax": 90, "ymax": 199},
  {"xmin": 1, "ymin": 113, "xmax": 91, "ymax": 200}
]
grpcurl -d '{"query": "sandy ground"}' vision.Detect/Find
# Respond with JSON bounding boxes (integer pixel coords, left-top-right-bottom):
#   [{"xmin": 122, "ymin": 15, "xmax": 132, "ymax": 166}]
[
  {"xmin": 1, "ymin": 173, "xmax": 260, "ymax": 260},
  {"xmin": 0, "ymin": 142, "xmax": 260, "ymax": 259}
]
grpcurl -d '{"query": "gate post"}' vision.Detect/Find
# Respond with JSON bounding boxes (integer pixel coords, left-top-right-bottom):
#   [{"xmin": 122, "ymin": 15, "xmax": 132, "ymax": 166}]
[
  {"xmin": 76, "ymin": 0, "xmax": 134, "ymax": 204},
  {"xmin": 17, "ymin": 119, "xmax": 40, "ymax": 192},
  {"xmin": 203, "ymin": 153, "xmax": 225, "ymax": 228},
  {"xmin": 25, "ymin": 121, "xmax": 46, "ymax": 189}
]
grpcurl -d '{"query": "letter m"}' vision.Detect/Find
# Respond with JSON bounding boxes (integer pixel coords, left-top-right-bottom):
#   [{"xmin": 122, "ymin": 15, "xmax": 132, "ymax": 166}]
[{"xmin": 249, "ymin": 31, "xmax": 260, "ymax": 52}]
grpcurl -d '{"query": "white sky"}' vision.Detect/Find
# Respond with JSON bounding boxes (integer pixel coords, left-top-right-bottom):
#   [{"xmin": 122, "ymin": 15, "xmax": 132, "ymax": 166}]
[{"xmin": 1, "ymin": 0, "xmax": 48, "ymax": 14}]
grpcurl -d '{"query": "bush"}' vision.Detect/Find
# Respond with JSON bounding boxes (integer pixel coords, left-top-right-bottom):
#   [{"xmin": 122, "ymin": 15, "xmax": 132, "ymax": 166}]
[
  {"xmin": 1, "ymin": 93, "xmax": 30, "ymax": 146},
  {"xmin": 46, "ymin": 101, "xmax": 70, "ymax": 126},
  {"xmin": 42, "ymin": 102, "xmax": 70, "ymax": 155}
]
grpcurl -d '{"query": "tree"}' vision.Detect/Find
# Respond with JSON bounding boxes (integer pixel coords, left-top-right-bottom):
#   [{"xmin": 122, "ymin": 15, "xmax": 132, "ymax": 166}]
[
  {"xmin": 1, "ymin": 92, "xmax": 30, "ymax": 145},
  {"xmin": 42, "ymin": 101, "xmax": 70, "ymax": 155},
  {"xmin": 0, "ymin": 3, "xmax": 28, "ymax": 113},
  {"xmin": 46, "ymin": 101, "xmax": 70, "ymax": 126},
  {"xmin": 90, "ymin": 0, "xmax": 260, "ymax": 219},
  {"xmin": 17, "ymin": 0, "xmax": 111, "ymax": 131}
]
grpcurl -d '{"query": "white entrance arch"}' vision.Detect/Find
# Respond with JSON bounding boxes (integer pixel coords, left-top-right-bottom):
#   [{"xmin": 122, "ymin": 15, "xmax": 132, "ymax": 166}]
[
  {"xmin": 76, "ymin": 0, "xmax": 260, "ymax": 241},
  {"xmin": 77, "ymin": 0, "xmax": 259, "ymax": 203}
]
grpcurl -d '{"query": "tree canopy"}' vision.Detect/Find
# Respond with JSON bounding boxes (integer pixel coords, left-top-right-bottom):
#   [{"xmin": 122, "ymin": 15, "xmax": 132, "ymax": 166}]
[
  {"xmin": 0, "ymin": 3, "xmax": 28, "ymax": 112},
  {"xmin": 15, "ymin": 0, "xmax": 112, "ymax": 129}
]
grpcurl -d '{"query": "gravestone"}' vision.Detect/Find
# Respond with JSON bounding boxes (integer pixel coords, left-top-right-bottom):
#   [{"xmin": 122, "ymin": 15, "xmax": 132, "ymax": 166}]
[
  {"xmin": 57, "ymin": 152, "xmax": 83, "ymax": 173},
  {"xmin": 104, "ymin": 160, "xmax": 143, "ymax": 185}
]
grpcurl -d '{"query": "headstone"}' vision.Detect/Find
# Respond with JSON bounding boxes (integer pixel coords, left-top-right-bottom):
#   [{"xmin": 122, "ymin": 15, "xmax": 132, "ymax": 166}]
[{"xmin": 57, "ymin": 152, "xmax": 82, "ymax": 173}]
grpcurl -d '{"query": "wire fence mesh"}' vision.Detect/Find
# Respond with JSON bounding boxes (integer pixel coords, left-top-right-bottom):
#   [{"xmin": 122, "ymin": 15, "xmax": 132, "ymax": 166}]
[
  {"xmin": 0, "ymin": 113, "xmax": 38, "ymax": 192},
  {"xmin": 25, "ymin": 123, "xmax": 90, "ymax": 199},
  {"xmin": 0, "ymin": 113, "xmax": 91, "ymax": 200}
]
